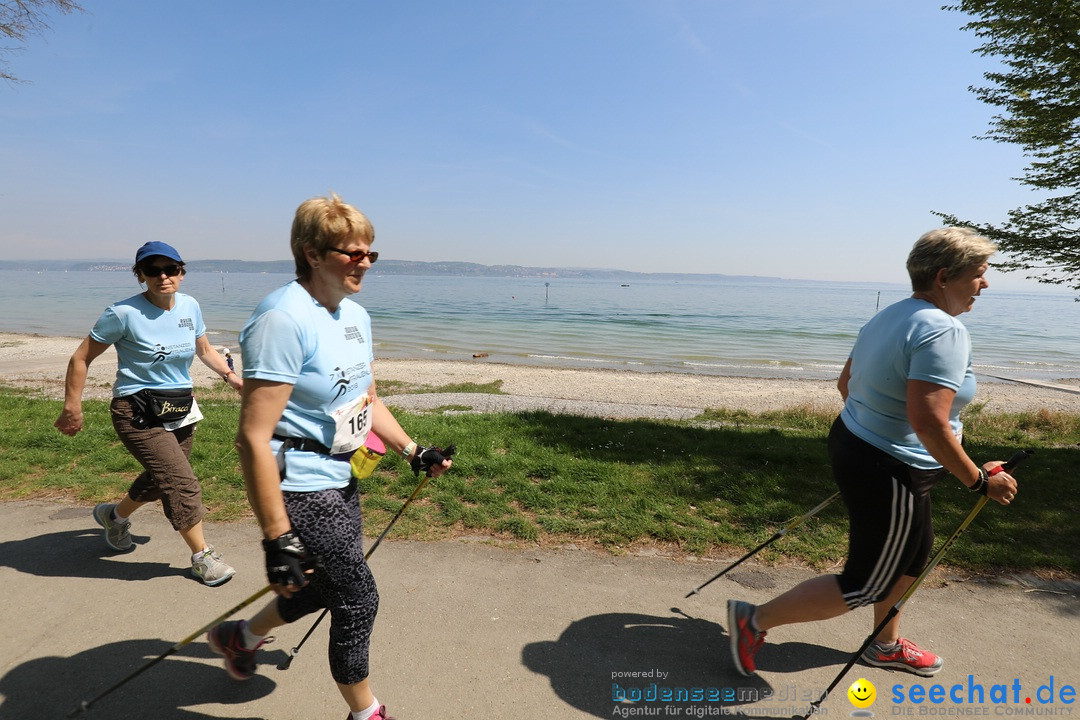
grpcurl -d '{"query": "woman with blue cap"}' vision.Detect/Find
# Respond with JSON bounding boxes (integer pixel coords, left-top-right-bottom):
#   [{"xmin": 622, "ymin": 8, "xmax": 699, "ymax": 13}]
[{"xmin": 54, "ymin": 241, "xmax": 243, "ymax": 587}]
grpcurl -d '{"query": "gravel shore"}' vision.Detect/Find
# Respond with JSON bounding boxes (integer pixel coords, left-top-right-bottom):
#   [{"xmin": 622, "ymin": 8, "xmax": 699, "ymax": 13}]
[{"xmin": 4, "ymin": 331, "xmax": 1079, "ymax": 417}]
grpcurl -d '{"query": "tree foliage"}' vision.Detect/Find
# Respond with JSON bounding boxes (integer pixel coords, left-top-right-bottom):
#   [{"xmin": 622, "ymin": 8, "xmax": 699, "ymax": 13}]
[
  {"xmin": 936, "ymin": 1, "xmax": 1080, "ymax": 292},
  {"xmin": 1, "ymin": 0, "xmax": 82, "ymax": 83}
]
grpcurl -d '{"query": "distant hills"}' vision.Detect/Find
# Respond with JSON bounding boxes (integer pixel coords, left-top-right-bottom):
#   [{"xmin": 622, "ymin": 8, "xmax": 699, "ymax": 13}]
[{"xmin": 0, "ymin": 258, "xmax": 780, "ymax": 282}]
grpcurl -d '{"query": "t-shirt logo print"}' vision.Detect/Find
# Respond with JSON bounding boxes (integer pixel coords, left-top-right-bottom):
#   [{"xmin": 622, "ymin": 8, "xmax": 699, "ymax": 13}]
[
  {"xmin": 178, "ymin": 318, "xmax": 194, "ymax": 331},
  {"xmin": 151, "ymin": 344, "xmax": 171, "ymax": 364},
  {"xmin": 344, "ymin": 325, "xmax": 364, "ymax": 344},
  {"xmin": 330, "ymin": 367, "xmax": 351, "ymax": 401}
]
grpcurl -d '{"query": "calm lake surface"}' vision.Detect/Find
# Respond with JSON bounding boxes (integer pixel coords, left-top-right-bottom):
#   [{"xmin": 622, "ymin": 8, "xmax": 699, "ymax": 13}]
[{"xmin": 2, "ymin": 269, "xmax": 1076, "ymax": 383}]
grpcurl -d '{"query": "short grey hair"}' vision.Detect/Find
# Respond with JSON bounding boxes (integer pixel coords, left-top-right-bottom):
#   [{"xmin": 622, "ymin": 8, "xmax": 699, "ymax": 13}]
[{"xmin": 906, "ymin": 227, "xmax": 996, "ymax": 291}]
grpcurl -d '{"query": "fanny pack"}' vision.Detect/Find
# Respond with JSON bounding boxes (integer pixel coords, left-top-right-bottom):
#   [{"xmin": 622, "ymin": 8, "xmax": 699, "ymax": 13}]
[
  {"xmin": 273, "ymin": 431, "xmax": 386, "ymax": 479},
  {"xmin": 130, "ymin": 388, "xmax": 195, "ymax": 428},
  {"xmin": 350, "ymin": 432, "xmax": 386, "ymax": 479}
]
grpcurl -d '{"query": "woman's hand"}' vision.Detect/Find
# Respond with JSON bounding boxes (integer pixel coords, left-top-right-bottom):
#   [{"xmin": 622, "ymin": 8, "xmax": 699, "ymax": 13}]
[
  {"xmin": 262, "ymin": 530, "xmax": 317, "ymax": 598},
  {"xmin": 410, "ymin": 444, "xmax": 455, "ymax": 478},
  {"xmin": 225, "ymin": 372, "xmax": 243, "ymax": 393},
  {"xmin": 983, "ymin": 462, "xmax": 1019, "ymax": 506},
  {"xmin": 428, "ymin": 458, "xmax": 453, "ymax": 478},
  {"xmin": 54, "ymin": 406, "xmax": 84, "ymax": 436}
]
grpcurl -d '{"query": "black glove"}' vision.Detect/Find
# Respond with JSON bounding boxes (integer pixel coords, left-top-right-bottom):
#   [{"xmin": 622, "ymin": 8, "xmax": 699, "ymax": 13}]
[
  {"xmin": 262, "ymin": 531, "xmax": 318, "ymax": 587},
  {"xmin": 410, "ymin": 443, "xmax": 456, "ymax": 477}
]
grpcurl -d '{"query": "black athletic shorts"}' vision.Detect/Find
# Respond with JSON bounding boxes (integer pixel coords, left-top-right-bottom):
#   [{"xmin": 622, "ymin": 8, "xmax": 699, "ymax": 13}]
[{"xmin": 828, "ymin": 416, "xmax": 946, "ymax": 609}]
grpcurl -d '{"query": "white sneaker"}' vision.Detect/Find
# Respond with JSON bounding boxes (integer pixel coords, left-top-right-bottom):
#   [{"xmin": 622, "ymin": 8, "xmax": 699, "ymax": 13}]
[
  {"xmin": 92, "ymin": 503, "xmax": 133, "ymax": 552},
  {"xmin": 192, "ymin": 546, "xmax": 235, "ymax": 586}
]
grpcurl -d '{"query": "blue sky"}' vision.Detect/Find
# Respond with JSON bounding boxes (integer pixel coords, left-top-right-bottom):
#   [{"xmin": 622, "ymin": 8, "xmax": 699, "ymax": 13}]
[{"xmin": 0, "ymin": 1, "xmax": 1052, "ymax": 289}]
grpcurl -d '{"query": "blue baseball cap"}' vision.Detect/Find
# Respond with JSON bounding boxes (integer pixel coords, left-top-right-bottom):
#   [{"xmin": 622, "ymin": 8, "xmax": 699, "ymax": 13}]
[{"xmin": 135, "ymin": 241, "xmax": 183, "ymax": 264}]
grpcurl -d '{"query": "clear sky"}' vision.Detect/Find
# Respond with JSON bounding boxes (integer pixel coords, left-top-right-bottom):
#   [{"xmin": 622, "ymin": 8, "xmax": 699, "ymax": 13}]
[{"xmin": 0, "ymin": 1, "xmax": 1053, "ymax": 290}]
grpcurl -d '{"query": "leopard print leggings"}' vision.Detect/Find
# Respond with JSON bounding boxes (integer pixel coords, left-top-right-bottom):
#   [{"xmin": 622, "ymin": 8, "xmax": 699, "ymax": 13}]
[{"xmin": 278, "ymin": 480, "xmax": 379, "ymax": 685}]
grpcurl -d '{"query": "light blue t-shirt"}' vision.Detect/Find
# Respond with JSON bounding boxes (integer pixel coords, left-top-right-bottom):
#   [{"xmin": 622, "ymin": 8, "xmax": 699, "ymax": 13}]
[
  {"xmin": 89, "ymin": 292, "xmax": 205, "ymax": 398},
  {"xmin": 840, "ymin": 297, "xmax": 976, "ymax": 470},
  {"xmin": 239, "ymin": 281, "xmax": 376, "ymax": 492}
]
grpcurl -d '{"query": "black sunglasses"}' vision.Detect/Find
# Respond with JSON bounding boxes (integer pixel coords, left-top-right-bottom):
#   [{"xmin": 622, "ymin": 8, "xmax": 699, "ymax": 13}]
[
  {"xmin": 327, "ymin": 247, "xmax": 379, "ymax": 264},
  {"xmin": 140, "ymin": 263, "xmax": 183, "ymax": 277}
]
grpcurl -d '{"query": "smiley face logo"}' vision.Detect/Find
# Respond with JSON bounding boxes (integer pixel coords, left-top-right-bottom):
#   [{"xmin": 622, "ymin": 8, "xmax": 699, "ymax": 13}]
[{"xmin": 847, "ymin": 677, "xmax": 876, "ymax": 709}]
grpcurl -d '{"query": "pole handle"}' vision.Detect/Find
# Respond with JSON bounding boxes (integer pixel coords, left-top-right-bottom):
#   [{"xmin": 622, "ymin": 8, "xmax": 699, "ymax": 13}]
[{"xmin": 999, "ymin": 449, "xmax": 1032, "ymax": 472}]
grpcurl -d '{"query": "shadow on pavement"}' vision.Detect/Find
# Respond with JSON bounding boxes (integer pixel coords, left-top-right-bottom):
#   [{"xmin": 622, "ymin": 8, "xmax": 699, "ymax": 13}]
[
  {"xmin": 0, "ymin": 638, "xmax": 284, "ymax": 720},
  {"xmin": 0, "ymin": 527, "xmax": 185, "ymax": 582},
  {"xmin": 522, "ymin": 610, "xmax": 757, "ymax": 718},
  {"xmin": 522, "ymin": 609, "xmax": 852, "ymax": 719}
]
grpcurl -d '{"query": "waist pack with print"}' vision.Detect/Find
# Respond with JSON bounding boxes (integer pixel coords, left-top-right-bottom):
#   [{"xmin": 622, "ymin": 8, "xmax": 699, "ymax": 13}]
[{"xmin": 130, "ymin": 388, "xmax": 195, "ymax": 428}]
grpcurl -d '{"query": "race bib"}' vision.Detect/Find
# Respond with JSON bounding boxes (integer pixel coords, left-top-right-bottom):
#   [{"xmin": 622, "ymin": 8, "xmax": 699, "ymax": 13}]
[
  {"xmin": 162, "ymin": 397, "xmax": 204, "ymax": 432},
  {"xmin": 328, "ymin": 393, "xmax": 372, "ymax": 456}
]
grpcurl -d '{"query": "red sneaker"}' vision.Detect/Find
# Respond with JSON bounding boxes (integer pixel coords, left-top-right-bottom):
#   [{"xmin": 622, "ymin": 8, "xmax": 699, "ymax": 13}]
[
  {"xmin": 862, "ymin": 637, "xmax": 944, "ymax": 677},
  {"xmin": 727, "ymin": 600, "xmax": 766, "ymax": 676}
]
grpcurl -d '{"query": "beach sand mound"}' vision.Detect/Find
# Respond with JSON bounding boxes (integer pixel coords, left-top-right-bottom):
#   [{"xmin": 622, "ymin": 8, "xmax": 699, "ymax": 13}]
[{"xmin": 3, "ymin": 332, "xmax": 1078, "ymax": 417}]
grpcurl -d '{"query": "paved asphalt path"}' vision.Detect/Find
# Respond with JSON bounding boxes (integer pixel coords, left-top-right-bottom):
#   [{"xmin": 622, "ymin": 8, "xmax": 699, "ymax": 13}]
[{"xmin": 1, "ymin": 500, "xmax": 1077, "ymax": 720}]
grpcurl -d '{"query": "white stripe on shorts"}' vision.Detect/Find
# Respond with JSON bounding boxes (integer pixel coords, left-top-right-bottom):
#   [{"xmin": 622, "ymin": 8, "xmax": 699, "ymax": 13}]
[{"xmin": 843, "ymin": 476, "xmax": 913, "ymax": 608}]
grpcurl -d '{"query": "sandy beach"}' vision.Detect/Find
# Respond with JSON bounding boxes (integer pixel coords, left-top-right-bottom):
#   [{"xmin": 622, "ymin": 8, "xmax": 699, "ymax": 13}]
[{"xmin": 3, "ymin": 331, "xmax": 1079, "ymax": 416}]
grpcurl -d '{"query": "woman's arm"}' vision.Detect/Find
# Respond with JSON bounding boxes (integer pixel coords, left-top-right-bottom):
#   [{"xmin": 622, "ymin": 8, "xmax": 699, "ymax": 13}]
[
  {"xmin": 195, "ymin": 334, "xmax": 242, "ymax": 392},
  {"xmin": 235, "ymin": 379, "xmax": 295, "ymax": 539},
  {"xmin": 54, "ymin": 336, "xmax": 111, "ymax": 436},
  {"xmin": 837, "ymin": 357, "xmax": 852, "ymax": 401},
  {"xmin": 368, "ymin": 375, "xmax": 452, "ymax": 478},
  {"xmin": 907, "ymin": 379, "xmax": 1017, "ymax": 504}
]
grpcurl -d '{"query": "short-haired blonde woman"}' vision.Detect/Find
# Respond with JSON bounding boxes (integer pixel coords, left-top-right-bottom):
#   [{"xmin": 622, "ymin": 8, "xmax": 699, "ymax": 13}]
[
  {"xmin": 728, "ymin": 227, "xmax": 1019, "ymax": 679},
  {"xmin": 208, "ymin": 194, "xmax": 452, "ymax": 720}
]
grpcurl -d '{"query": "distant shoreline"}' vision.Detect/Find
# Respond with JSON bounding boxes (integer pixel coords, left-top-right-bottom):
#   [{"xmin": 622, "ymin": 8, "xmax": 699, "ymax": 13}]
[
  {"xmin": 0, "ymin": 258, "xmax": 805, "ymax": 283},
  {"xmin": 3, "ymin": 263, "xmax": 1072, "ymax": 302},
  {"xmin": 4, "ymin": 332, "xmax": 1079, "ymax": 417}
]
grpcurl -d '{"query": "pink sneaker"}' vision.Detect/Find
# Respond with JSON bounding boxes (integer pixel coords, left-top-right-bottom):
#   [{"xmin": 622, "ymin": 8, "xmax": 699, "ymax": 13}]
[
  {"xmin": 208, "ymin": 620, "xmax": 272, "ymax": 680},
  {"xmin": 862, "ymin": 637, "xmax": 944, "ymax": 677},
  {"xmin": 344, "ymin": 707, "xmax": 395, "ymax": 720}
]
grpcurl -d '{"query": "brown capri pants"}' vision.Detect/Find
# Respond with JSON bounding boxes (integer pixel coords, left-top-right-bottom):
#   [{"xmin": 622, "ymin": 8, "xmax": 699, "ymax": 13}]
[{"xmin": 109, "ymin": 395, "xmax": 205, "ymax": 531}]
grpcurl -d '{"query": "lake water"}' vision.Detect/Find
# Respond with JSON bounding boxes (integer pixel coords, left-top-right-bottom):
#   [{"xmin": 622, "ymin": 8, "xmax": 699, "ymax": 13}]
[{"xmin": 1, "ymin": 269, "xmax": 1077, "ymax": 383}]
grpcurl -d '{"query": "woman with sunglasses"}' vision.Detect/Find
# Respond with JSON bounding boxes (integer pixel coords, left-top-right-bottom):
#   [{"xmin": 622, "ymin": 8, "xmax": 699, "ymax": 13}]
[
  {"xmin": 54, "ymin": 241, "xmax": 242, "ymax": 587},
  {"xmin": 207, "ymin": 193, "xmax": 452, "ymax": 720}
]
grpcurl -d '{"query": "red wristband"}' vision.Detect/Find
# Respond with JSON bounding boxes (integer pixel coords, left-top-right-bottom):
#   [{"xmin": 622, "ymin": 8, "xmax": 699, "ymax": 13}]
[{"xmin": 988, "ymin": 464, "xmax": 1006, "ymax": 477}]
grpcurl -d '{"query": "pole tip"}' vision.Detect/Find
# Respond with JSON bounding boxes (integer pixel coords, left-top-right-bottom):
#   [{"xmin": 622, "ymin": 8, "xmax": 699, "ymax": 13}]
[
  {"xmin": 67, "ymin": 700, "xmax": 90, "ymax": 717},
  {"xmin": 684, "ymin": 589, "xmax": 698, "ymax": 598}
]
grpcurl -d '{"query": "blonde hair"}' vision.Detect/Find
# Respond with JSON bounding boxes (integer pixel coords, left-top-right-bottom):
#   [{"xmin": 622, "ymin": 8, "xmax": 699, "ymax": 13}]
[
  {"xmin": 906, "ymin": 227, "xmax": 996, "ymax": 291},
  {"xmin": 290, "ymin": 193, "xmax": 375, "ymax": 281}
]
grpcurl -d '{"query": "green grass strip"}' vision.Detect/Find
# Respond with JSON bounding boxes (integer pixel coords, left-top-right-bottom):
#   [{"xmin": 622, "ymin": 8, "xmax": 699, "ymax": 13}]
[{"xmin": 2, "ymin": 387, "xmax": 1076, "ymax": 575}]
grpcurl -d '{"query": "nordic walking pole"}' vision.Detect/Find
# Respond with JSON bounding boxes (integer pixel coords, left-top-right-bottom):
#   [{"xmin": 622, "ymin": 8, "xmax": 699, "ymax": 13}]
[
  {"xmin": 68, "ymin": 584, "xmax": 275, "ymax": 717},
  {"xmin": 800, "ymin": 449, "xmax": 1032, "ymax": 719},
  {"xmin": 278, "ymin": 444, "xmax": 456, "ymax": 671},
  {"xmin": 685, "ymin": 491, "xmax": 841, "ymax": 598}
]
